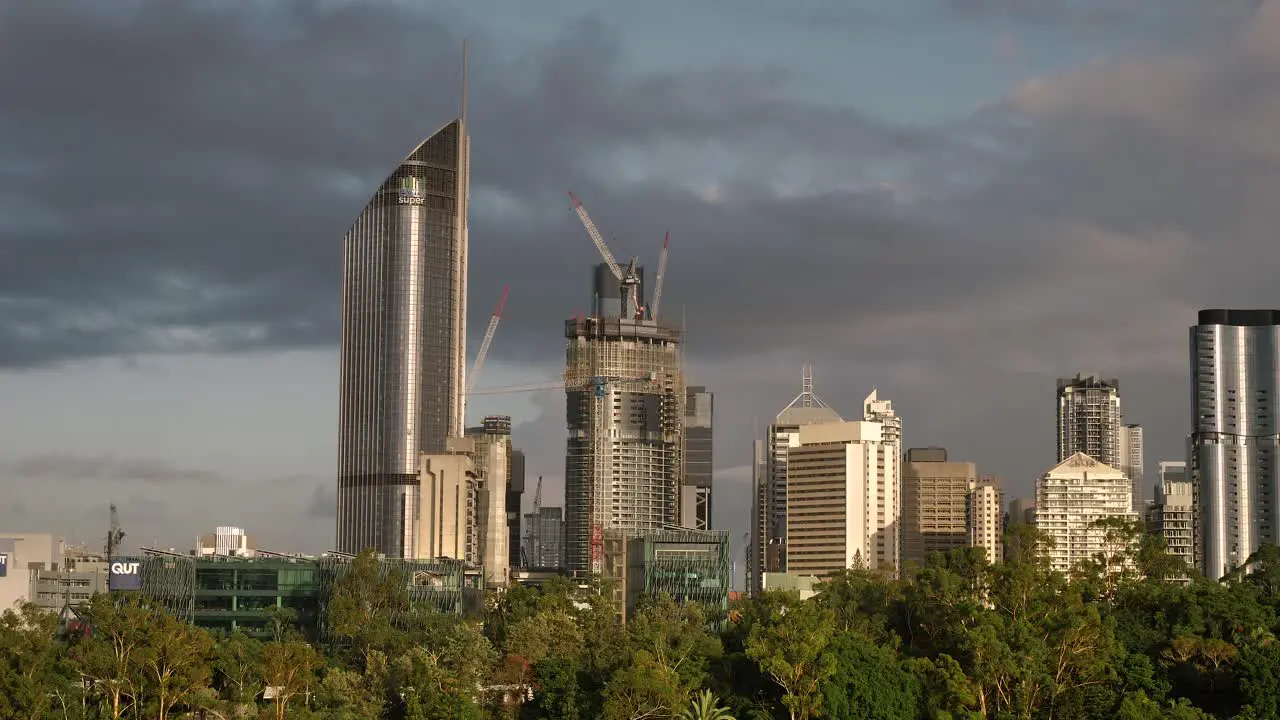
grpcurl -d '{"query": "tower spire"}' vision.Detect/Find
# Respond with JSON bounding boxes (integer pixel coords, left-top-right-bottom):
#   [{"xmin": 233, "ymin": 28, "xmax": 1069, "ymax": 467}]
[
  {"xmin": 785, "ymin": 363, "xmax": 829, "ymax": 410},
  {"xmin": 460, "ymin": 38, "xmax": 469, "ymax": 125}
]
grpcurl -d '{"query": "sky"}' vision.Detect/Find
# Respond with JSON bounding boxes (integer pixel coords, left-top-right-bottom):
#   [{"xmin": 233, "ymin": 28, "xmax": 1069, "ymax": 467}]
[{"xmin": 1, "ymin": 0, "xmax": 1277, "ymax": 583}]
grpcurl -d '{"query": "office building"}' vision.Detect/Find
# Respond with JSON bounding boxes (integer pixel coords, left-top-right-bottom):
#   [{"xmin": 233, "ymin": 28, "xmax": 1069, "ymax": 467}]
[
  {"xmin": 0, "ymin": 533, "xmax": 66, "ymax": 610},
  {"xmin": 415, "ymin": 445, "xmax": 477, "ymax": 561},
  {"xmin": 196, "ymin": 526, "xmax": 252, "ymax": 557},
  {"xmin": 1056, "ymin": 374, "xmax": 1122, "ymax": 468},
  {"xmin": 140, "ymin": 554, "xmax": 483, "ymax": 636},
  {"xmin": 563, "ymin": 266, "xmax": 684, "ymax": 573},
  {"xmin": 336, "ymin": 113, "xmax": 471, "ymax": 558},
  {"xmin": 901, "ymin": 448, "xmax": 1003, "ymax": 568},
  {"xmin": 682, "ymin": 386, "xmax": 714, "ymax": 530},
  {"xmin": 1034, "ymin": 453, "xmax": 1138, "ymax": 575},
  {"xmin": 467, "ymin": 416, "xmax": 512, "ymax": 587},
  {"xmin": 524, "ymin": 506, "xmax": 565, "ymax": 568},
  {"xmin": 602, "ymin": 528, "xmax": 730, "ymax": 624},
  {"xmin": 1147, "ymin": 466, "xmax": 1194, "ymax": 574},
  {"xmin": 749, "ymin": 367, "xmax": 843, "ymax": 594},
  {"xmin": 1007, "ymin": 497, "xmax": 1037, "ymax": 527},
  {"xmin": 901, "ymin": 447, "xmax": 974, "ymax": 568},
  {"xmin": 507, "ymin": 450, "xmax": 526, "ymax": 569},
  {"xmin": 1119, "ymin": 424, "xmax": 1145, "ymax": 511},
  {"xmin": 784, "ymin": 418, "xmax": 900, "ymax": 575},
  {"xmin": 1191, "ymin": 309, "xmax": 1280, "ymax": 579}
]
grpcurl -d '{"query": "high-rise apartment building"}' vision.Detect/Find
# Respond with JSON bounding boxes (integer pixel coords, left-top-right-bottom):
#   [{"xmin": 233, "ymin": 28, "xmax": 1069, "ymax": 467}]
[
  {"xmin": 901, "ymin": 448, "xmax": 1002, "ymax": 568},
  {"xmin": 749, "ymin": 368, "xmax": 843, "ymax": 594},
  {"xmin": 784, "ymin": 419, "xmax": 900, "ymax": 575},
  {"xmin": 1119, "ymin": 424, "xmax": 1145, "ymax": 511},
  {"xmin": 1056, "ymin": 374, "xmax": 1122, "ymax": 468},
  {"xmin": 681, "ymin": 386, "xmax": 714, "ymax": 530},
  {"xmin": 861, "ymin": 390, "xmax": 902, "ymax": 571},
  {"xmin": 1034, "ymin": 453, "xmax": 1137, "ymax": 575},
  {"xmin": 1191, "ymin": 309, "xmax": 1280, "ymax": 579},
  {"xmin": 1147, "ymin": 462, "xmax": 1193, "ymax": 574},
  {"xmin": 336, "ymin": 116, "xmax": 470, "ymax": 558},
  {"xmin": 969, "ymin": 477, "xmax": 1004, "ymax": 563},
  {"xmin": 563, "ymin": 267, "xmax": 684, "ymax": 574},
  {"xmin": 467, "ymin": 416, "xmax": 511, "ymax": 587}
]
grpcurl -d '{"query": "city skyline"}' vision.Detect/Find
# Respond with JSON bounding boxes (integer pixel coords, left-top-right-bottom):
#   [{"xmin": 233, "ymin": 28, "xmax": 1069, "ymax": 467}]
[{"xmin": 2, "ymin": 0, "xmax": 1279, "ymax": 570}]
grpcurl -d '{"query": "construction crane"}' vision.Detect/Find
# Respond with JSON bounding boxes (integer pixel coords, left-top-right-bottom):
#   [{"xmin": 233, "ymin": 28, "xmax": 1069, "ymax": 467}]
[
  {"xmin": 521, "ymin": 475, "xmax": 544, "ymax": 567},
  {"xmin": 106, "ymin": 503, "xmax": 125, "ymax": 559},
  {"xmin": 568, "ymin": 192, "xmax": 645, "ymax": 320},
  {"xmin": 650, "ymin": 232, "xmax": 669, "ymax": 321},
  {"xmin": 466, "ymin": 284, "xmax": 509, "ymax": 396}
]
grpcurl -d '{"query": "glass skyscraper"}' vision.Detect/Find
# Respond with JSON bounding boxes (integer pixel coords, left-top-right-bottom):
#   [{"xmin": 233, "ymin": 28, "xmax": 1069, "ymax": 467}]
[
  {"xmin": 337, "ymin": 119, "xmax": 470, "ymax": 558},
  {"xmin": 1191, "ymin": 309, "xmax": 1280, "ymax": 579}
]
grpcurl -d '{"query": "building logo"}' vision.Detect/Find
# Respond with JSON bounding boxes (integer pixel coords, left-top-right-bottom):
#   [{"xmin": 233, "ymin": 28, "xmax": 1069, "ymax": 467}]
[
  {"xmin": 397, "ymin": 177, "xmax": 425, "ymax": 205},
  {"xmin": 0, "ymin": 553, "xmax": 7, "ymax": 578},
  {"xmin": 108, "ymin": 561, "xmax": 142, "ymax": 591}
]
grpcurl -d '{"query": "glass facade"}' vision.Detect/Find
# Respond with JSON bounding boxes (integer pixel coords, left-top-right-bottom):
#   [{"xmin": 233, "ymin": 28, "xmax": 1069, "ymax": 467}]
[
  {"xmin": 337, "ymin": 119, "xmax": 470, "ymax": 557},
  {"xmin": 1191, "ymin": 309, "xmax": 1280, "ymax": 579},
  {"xmin": 683, "ymin": 387, "xmax": 714, "ymax": 530}
]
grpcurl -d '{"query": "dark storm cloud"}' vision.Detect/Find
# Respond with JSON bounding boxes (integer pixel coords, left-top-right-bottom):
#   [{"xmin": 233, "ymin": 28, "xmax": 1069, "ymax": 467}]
[
  {"xmin": 0, "ymin": 0, "xmax": 986, "ymax": 370},
  {"xmin": 938, "ymin": 0, "xmax": 1257, "ymax": 28},
  {"xmin": 6, "ymin": 453, "xmax": 224, "ymax": 486},
  {"xmin": 308, "ymin": 483, "xmax": 337, "ymax": 519}
]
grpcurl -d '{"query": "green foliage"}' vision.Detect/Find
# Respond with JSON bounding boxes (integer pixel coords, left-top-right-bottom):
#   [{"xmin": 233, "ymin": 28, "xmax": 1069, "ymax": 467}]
[{"xmin": 18, "ymin": 538, "xmax": 1280, "ymax": 720}]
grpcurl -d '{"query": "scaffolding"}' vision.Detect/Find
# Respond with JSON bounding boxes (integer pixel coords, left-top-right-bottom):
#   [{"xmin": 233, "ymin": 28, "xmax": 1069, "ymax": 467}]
[{"xmin": 563, "ymin": 317, "xmax": 685, "ymax": 574}]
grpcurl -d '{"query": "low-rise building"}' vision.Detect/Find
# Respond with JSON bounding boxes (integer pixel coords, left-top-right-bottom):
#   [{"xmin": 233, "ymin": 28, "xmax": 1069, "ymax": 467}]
[
  {"xmin": 603, "ymin": 528, "xmax": 730, "ymax": 623},
  {"xmin": 136, "ymin": 553, "xmax": 483, "ymax": 637}
]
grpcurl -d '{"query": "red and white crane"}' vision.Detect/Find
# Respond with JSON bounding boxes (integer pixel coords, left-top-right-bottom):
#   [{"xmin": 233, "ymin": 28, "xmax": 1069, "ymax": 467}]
[{"xmin": 466, "ymin": 284, "xmax": 509, "ymax": 396}]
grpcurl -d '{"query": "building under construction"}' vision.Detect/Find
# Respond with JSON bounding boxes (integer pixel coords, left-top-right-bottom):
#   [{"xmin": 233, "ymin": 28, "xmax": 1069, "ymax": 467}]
[{"xmin": 563, "ymin": 193, "xmax": 685, "ymax": 574}]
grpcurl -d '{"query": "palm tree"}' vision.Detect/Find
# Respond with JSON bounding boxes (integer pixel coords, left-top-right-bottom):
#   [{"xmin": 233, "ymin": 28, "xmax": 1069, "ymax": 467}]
[{"xmin": 678, "ymin": 689, "xmax": 736, "ymax": 720}]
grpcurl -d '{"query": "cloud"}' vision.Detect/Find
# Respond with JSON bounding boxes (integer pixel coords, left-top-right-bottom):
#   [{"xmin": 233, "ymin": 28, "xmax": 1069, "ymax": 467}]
[
  {"xmin": 5, "ymin": 0, "xmax": 1280, "ymax": 568},
  {"xmin": 308, "ymin": 483, "xmax": 337, "ymax": 519},
  {"xmin": 5, "ymin": 454, "xmax": 224, "ymax": 486},
  {"xmin": 0, "ymin": 1, "xmax": 957, "ymax": 372},
  {"xmin": 939, "ymin": 0, "xmax": 1257, "ymax": 30}
]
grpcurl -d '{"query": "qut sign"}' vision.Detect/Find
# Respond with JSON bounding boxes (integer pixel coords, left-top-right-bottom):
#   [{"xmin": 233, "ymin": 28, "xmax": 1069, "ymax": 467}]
[
  {"xmin": 108, "ymin": 560, "xmax": 142, "ymax": 591},
  {"xmin": 0, "ymin": 553, "xmax": 7, "ymax": 578}
]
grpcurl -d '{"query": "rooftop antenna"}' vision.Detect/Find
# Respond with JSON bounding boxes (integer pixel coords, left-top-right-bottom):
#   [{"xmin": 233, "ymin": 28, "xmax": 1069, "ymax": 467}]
[
  {"xmin": 460, "ymin": 37, "xmax": 469, "ymax": 125},
  {"xmin": 785, "ymin": 363, "xmax": 829, "ymax": 409}
]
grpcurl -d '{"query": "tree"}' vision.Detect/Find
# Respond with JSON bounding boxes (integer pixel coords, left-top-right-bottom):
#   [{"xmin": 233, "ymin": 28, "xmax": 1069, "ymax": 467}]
[
  {"xmin": 70, "ymin": 594, "xmax": 156, "ymax": 719},
  {"xmin": 327, "ymin": 549, "xmax": 410, "ymax": 664},
  {"xmin": 0, "ymin": 602, "xmax": 78, "ymax": 720},
  {"xmin": 678, "ymin": 690, "xmax": 736, "ymax": 720},
  {"xmin": 211, "ymin": 631, "xmax": 262, "ymax": 709},
  {"xmin": 138, "ymin": 610, "xmax": 214, "ymax": 720},
  {"xmin": 745, "ymin": 596, "xmax": 835, "ymax": 720},
  {"xmin": 820, "ymin": 634, "xmax": 920, "ymax": 720},
  {"xmin": 260, "ymin": 639, "xmax": 321, "ymax": 720}
]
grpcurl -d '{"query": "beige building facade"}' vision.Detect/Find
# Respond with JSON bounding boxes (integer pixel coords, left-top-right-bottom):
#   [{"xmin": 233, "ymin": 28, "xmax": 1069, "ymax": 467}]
[
  {"xmin": 1034, "ymin": 452, "xmax": 1138, "ymax": 574},
  {"xmin": 901, "ymin": 448, "xmax": 1003, "ymax": 568},
  {"xmin": 785, "ymin": 420, "xmax": 899, "ymax": 575}
]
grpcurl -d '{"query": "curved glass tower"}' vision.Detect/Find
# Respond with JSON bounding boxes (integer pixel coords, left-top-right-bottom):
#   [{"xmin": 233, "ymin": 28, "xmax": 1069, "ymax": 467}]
[
  {"xmin": 1191, "ymin": 309, "xmax": 1280, "ymax": 580},
  {"xmin": 337, "ymin": 119, "xmax": 470, "ymax": 557}
]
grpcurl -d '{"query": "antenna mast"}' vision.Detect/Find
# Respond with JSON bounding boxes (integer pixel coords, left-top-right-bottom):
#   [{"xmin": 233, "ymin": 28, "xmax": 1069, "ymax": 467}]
[{"xmin": 461, "ymin": 38, "xmax": 469, "ymax": 125}]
